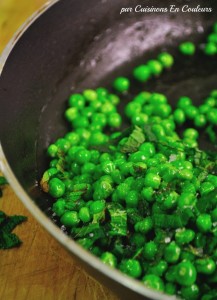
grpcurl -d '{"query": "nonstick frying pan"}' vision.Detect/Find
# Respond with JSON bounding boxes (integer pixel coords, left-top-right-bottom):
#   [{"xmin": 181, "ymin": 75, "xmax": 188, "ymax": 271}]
[{"xmin": 0, "ymin": 0, "xmax": 217, "ymax": 299}]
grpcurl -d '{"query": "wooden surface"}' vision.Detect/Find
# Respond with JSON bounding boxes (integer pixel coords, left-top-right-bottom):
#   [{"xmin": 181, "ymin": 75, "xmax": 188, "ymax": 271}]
[{"xmin": 0, "ymin": 2, "xmax": 118, "ymax": 300}]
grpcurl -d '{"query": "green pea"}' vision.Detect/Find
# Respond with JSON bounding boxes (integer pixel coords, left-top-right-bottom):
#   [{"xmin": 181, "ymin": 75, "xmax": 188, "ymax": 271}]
[
  {"xmin": 131, "ymin": 113, "xmax": 149, "ymax": 126},
  {"xmin": 141, "ymin": 187, "xmax": 154, "ymax": 202},
  {"xmin": 125, "ymin": 102, "xmax": 142, "ymax": 118},
  {"xmin": 194, "ymin": 114, "xmax": 207, "ymax": 127},
  {"xmin": 196, "ymin": 214, "xmax": 212, "ymax": 233},
  {"xmin": 133, "ymin": 64, "xmax": 151, "ymax": 82},
  {"xmin": 52, "ymin": 199, "xmax": 66, "ymax": 217},
  {"xmin": 158, "ymin": 52, "xmax": 174, "ymax": 68},
  {"xmin": 125, "ymin": 190, "xmax": 139, "ymax": 208},
  {"xmin": 176, "ymin": 261, "xmax": 197, "ymax": 286},
  {"xmin": 207, "ymin": 108, "xmax": 217, "ymax": 125},
  {"xmin": 89, "ymin": 200, "xmax": 105, "ymax": 214},
  {"xmin": 147, "ymin": 60, "xmax": 163, "ymax": 76},
  {"xmin": 200, "ymin": 181, "xmax": 215, "ymax": 196},
  {"xmin": 149, "ymin": 260, "xmax": 168, "ymax": 277},
  {"xmin": 144, "ymin": 173, "xmax": 161, "ymax": 189},
  {"xmin": 143, "ymin": 241, "xmax": 157, "ymax": 261},
  {"xmin": 83, "ymin": 89, "xmax": 98, "ymax": 102},
  {"xmin": 101, "ymin": 252, "xmax": 117, "ymax": 268},
  {"xmin": 142, "ymin": 274, "xmax": 164, "ymax": 292},
  {"xmin": 165, "ymin": 283, "xmax": 177, "ymax": 295},
  {"xmin": 204, "ymin": 42, "xmax": 217, "ymax": 55},
  {"xmin": 173, "ymin": 108, "xmax": 186, "ymax": 124},
  {"xmin": 181, "ymin": 284, "xmax": 200, "ymax": 300},
  {"xmin": 69, "ymin": 93, "xmax": 85, "ymax": 108},
  {"xmin": 119, "ymin": 259, "xmax": 142, "ymax": 278},
  {"xmin": 183, "ymin": 128, "xmax": 199, "ymax": 140},
  {"xmin": 48, "ymin": 178, "xmax": 65, "ymax": 198},
  {"xmin": 175, "ymin": 229, "xmax": 195, "ymax": 245},
  {"xmin": 78, "ymin": 207, "xmax": 91, "ymax": 223},
  {"xmin": 107, "ymin": 113, "xmax": 122, "ymax": 128},
  {"xmin": 179, "ymin": 42, "xmax": 196, "ymax": 55},
  {"xmin": 195, "ymin": 258, "xmax": 216, "ymax": 275},
  {"xmin": 164, "ymin": 241, "xmax": 181, "ymax": 263},
  {"xmin": 134, "ymin": 217, "xmax": 153, "ymax": 234},
  {"xmin": 113, "ymin": 77, "xmax": 130, "ymax": 93},
  {"xmin": 60, "ymin": 211, "xmax": 80, "ymax": 227}
]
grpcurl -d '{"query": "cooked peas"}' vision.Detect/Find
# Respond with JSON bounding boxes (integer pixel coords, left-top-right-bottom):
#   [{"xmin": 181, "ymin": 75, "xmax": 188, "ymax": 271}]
[{"xmin": 41, "ymin": 22, "xmax": 217, "ymax": 300}]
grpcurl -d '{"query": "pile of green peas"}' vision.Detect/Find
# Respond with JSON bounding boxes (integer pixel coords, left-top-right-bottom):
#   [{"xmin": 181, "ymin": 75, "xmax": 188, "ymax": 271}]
[{"xmin": 41, "ymin": 24, "xmax": 217, "ymax": 300}]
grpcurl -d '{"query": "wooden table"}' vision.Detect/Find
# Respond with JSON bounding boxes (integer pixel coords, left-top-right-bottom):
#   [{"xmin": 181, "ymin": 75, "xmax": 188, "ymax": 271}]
[{"xmin": 0, "ymin": 2, "xmax": 118, "ymax": 299}]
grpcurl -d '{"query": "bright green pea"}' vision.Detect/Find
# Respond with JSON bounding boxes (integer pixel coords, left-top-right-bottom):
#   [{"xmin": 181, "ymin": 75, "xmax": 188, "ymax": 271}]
[
  {"xmin": 125, "ymin": 190, "xmax": 139, "ymax": 208},
  {"xmin": 107, "ymin": 113, "xmax": 122, "ymax": 128},
  {"xmin": 83, "ymin": 89, "xmax": 98, "ymax": 102},
  {"xmin": 89, "ymin": 131, "xmax": 108, "ymax": 146},
  {"xmin": 113, "ymin": 77, "xmax": 130, "ymax": 93},
  {"xmin": 142, "ymin": 274, "xmax": 164, "ymax": 292},
  {"xmin": 119, "ymin": 259, "xmax": 142, "ymax": 278},
  {"xmin": 131, "ymin": 113, "xmax": 149, "ymax": 126},
  {"xmin": 133, "ymin": 91, "xmax": 151, "ymax": 105},
  {"xmin": 144, "ymin": 173, "xmax": 161, "ymax": 189},
  {"xmin": 149, "ymin": 260, "xmax": 168, "ymax": 277},
  {"xmin": 178, "ymin": 193, "xmax": 196, "ymax": 209},
  {"xmin": 179, "ymin": 42, "xmax": 196, "ymax": 55},
  {"xmin": 183, "ymin": 128, "xmax": 199, "ymax": 140},
  {"xmin": 208, "ymin": 33, "xmax": 217, "ymax": 43},
  {"xmin": 134, "ymin": 217, "xmax": 153, "ymax": 234},
  {"xmin": 158, "ymin": 52, "xmax": 174, "ymax": 68},
  {"xmin": 207, "ymin": 108, "xmax": 217, "ymax": 125},
  {"xmin": 72, "ymin": 116, "xmax": 89, "ymax": 128},
  {"xmin": 196, "ymin": 214, "xmax": 212, "ymax": 233},
  {"xmin": 125, "ymin": 102, "xmax": 142, "ymax": 118},
  {"xmin": 133, "ymin": 64, "xmax": 151, "ymax": 82},
  {"xmin": 52, "ymin": 199, "xmax": 66, "ymax": 217},
  {"xmin": 48, "ymin": 178, "xmax": 65, "ymax": 198},
  {"xmin": 176, "ymin": 261, "xmax": 197, "ymax": 286},
  {"xmin": 60, "ymin": 211, "xmax": 80, "ymax": 227},
  {"xmin": 204, "ymin": 42, "xmax": 217, "ymax": 55},
  {"xmin": 143, "ymin": 241, "xmax": 157, "ymax": 260},
  {"xmin": 164, "ymin": 242, "xmax": 181, "ymax": 263},
  {"xmin": 69, "ymin": 93, "xmax": 85, "ymax": 109},
  {"xmin": 194, "ymin": 114, "xmax": 207, "ymax": 127},
  {"xmin": 74, "ymin": 149, "xmax": 91, "ymax": 165},
  {"xmin": 177, "ymin": 96, "xmax": 192, "ymax": 108},
  {"xmin": 200, "ymin": 181, "xmax": 215, "ymax": 196},
  {"xmin": 147, "ymin": 60, "xmax": 163, "ymax": 76},
  {"xmin": 78, "ymin": 207, "xmax": 91, "ymax": 223},
  {"xmin": 101, "ymin": 252, "xmax": 117, "ymax": 268},
  {"xmin": 195, "ymin": 258, "xmax": 216, "ymax": 275},
  {"xmin": 109, "ymin": 93, "xmax": 120, "ymax": 106},
  {"xmin": 65, "ymin": 107, "xmax": 79, "ymax": 122},
  {"xmin": 89, "ymin": 200, "xmax": 105, "ymax": 214},
  {"xmin": 141, "ymin": 187, "xmax": 154, "ymax": 202},
  {"xmin": 175, "ymin": 229, "xmax": 195, "ymax": 245},
  {"xmin": 173, "ymin": 108, "xmax": 186, "ymax": 125},
  {"xmin": 150, "ymin": 93, "xmax": 167, "ymax": 104}
]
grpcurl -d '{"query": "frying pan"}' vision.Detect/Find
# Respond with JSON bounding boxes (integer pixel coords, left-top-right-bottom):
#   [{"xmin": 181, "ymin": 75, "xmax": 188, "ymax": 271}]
[{"xmin": 0, "ymin": 0, "xmax": 217, "ymax": 299}]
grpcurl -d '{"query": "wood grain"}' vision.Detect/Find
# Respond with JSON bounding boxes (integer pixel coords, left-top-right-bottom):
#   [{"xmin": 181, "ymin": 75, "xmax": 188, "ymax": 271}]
[
  {"xmin": 0, "ymin": 187, "xmax": 119, "ymax": 300},
  {"xmin": 0, "ymin": 1, "xmax": 119, "ymax": 299}
]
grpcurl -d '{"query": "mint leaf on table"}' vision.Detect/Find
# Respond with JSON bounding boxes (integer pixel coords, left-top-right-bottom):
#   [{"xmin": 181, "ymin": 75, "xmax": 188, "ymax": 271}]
[
  {"xmin": 0, "ymin": 213, "xmax": 27, "ymax": 250},
  {"xmin": 0, "ymin": 176, "xmax": 27, "ymax": 249}
]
